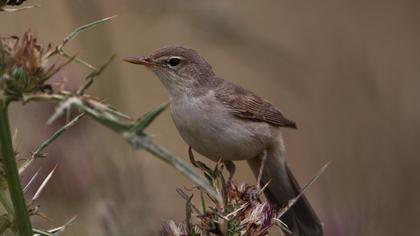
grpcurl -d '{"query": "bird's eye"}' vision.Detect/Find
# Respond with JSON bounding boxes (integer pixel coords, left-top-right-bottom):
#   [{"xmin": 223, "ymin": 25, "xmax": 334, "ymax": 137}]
[{"xmin": 167, "ymin": 57, "xmax": 181, "ymax": 67}]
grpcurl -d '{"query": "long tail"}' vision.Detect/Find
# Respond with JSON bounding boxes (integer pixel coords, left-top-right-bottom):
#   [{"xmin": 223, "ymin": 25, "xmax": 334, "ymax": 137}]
[{"xmin": 247, "ymin": 145, "xmax": 323, "ymax": 236}]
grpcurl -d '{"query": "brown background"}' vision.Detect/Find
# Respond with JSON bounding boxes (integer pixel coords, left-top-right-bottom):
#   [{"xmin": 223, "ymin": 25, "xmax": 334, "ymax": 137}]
[{"xmin": 1, "ymin": 0, "xmax": 419, "ymax": 235}]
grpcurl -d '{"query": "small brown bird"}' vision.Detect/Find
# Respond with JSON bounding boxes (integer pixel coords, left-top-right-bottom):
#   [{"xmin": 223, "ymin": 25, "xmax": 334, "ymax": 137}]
[{"xmin": 125, "ymin": 46, "xmax": 323, "ymax": 236}]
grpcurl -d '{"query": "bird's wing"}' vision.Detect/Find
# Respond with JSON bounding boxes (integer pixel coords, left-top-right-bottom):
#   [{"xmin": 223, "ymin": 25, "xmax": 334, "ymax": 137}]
[{"xmin": 215, "ymin": 80, "xmax": 297, "ymax": 129}]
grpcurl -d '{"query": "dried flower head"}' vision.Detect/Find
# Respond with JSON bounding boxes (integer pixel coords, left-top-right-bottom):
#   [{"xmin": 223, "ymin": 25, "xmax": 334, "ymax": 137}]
[
  {"xmin": 161, "ymin": 221, "xmax": 188, "ymax": 236},
  {"xmin": 161, "ymin": 154, "xmax": 280, "ymax": 236},
  {"xmin": 0, "ymin": 31, "xmax": 57, "ymax": 99}
]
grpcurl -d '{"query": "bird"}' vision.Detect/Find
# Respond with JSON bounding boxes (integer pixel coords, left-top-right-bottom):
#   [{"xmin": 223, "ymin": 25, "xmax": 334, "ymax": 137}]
[{"xmin": 124, "ymin": 46, "xmax": 323, "ymax": 236}]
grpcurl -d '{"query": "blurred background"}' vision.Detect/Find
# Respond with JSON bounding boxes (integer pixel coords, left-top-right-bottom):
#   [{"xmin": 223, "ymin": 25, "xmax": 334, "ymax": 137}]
[{"xmin": 1, "ymin": 0, "xmax": 420, "ymax": 235}]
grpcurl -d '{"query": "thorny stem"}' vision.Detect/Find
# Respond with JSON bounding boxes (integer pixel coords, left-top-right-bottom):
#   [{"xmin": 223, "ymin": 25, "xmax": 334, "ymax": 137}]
[{"xmin": 0, "ymin": 98, "xmax": 32, "ymax": 235}]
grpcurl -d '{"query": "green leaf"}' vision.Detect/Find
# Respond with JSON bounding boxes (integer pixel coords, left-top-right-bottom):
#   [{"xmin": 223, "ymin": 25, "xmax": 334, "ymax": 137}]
[
  {"xmin": 185, "ymin": 195, "xmax": 194, "ymax": 235},
  {"xmin": 130, "ymin": 103, "xmax": 168, "ymax": 134},
  {"xmin": 126, "ymin": 133, "xmax": 221, "ymax": 202},
  {"xmin": 76, "ymin": 100, "xmax": 131, "ymax": 133},
  {"xmin": 58, "ymin": 15, "xmax": 118, "ymax": 52},
  {"xmin": 33, "ymin": 113, "xmax": 85, "ymax": 158},
  {"xmin": 29, "ymin": 94, "xmax": 222, "ymax": 204},
  {"xmin": 76, "ymin": 55, "xmax": 115, "ymax": 95},
  {"xmin": 200, "ymin": 191, "xmax": 206, "ymax": 214}
]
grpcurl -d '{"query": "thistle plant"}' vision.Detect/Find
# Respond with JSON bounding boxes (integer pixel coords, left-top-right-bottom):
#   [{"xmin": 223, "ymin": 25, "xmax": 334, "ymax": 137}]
[
  {"xmin": 1, "ymin": 3, "xmax": 328, "ymax": 236},
  {"xmin": 0, "ymin": 9, "xmax": 219, "ymax": 236},
  {"xmin": 161, "ymin": 149, "xmax": 329, "ymax": 236},
  {"xmin": 0, "ymin": 32, "xmax": 67, "ymax": 100},
  {"xmin": 163, "ymin": 156, "xmax": 277, "ymax": 236},
  {"xmin": 0, "ymin": 30, "xmax": 60, "ymax": 236}
]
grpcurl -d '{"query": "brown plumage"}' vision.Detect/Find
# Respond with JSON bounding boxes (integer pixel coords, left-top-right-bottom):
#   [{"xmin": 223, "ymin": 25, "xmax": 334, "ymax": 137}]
[
  {"xmin": 215, "ymin": 79, "xmax": 297, "ymax": 129},
  {"xmin": 125, "ymin": 46, "xmax": 323, "ymax": 236}
]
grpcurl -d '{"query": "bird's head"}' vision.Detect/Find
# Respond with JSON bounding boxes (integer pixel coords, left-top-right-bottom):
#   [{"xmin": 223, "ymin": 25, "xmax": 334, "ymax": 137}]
[{"xmin": 124, "ymin": 46, "xmax": 215, "ymax": 97}]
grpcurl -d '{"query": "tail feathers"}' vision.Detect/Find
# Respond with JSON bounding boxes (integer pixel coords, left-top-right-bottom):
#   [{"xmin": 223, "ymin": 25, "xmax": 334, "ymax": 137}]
[
  {"xmin": 248, "ymin": 155, "xmax": 323, "ymax": 236},
  {"xmin": 284, "ymin": 165, "xmax": 323, "ymax": 236}
]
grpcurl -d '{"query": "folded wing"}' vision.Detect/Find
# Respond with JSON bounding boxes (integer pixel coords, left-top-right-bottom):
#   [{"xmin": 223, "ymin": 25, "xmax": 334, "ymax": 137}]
[{"xmin": 215, "ymin": 80, "xmax": 297, "ymax": 129}]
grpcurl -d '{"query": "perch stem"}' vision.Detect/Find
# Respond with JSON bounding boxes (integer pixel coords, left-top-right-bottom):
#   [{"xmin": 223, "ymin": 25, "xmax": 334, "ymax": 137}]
[{"xmin": 0, "ymin": 98, "xmax": 32, "ymax": 235}]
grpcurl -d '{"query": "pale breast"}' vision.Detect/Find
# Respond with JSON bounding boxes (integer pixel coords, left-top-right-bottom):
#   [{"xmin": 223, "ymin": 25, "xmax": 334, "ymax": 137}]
[{"xmin": 170, "ymin": 91, "xmax": 273, "ymax": 161}]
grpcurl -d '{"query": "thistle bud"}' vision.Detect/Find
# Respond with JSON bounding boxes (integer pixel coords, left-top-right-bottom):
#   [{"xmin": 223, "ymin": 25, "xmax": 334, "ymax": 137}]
[{"xmin": 0, "ymin": 31, "xmax": 56, "ymax": 99}]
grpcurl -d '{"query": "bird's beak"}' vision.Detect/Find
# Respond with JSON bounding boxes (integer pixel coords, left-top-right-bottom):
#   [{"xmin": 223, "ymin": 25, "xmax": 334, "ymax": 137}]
[{"xmin": 123, "ymin": 56, "xmax": 156, "ymax": 67}]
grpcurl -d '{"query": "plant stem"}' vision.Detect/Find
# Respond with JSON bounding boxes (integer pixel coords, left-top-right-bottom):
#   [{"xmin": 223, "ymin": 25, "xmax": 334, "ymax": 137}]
[
  {"xmin": 0, "ymin": 189, "xmax": 14, "ymax": 216},
  {"xmin": 0, "ymin": 98, "xmax": 32, "ymax": 235}
]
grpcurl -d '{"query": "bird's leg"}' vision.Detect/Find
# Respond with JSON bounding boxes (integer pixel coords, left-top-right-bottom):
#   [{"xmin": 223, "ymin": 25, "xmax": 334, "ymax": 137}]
[
  {"xmin": 188, "ymin": 146, "xmax": 212, "ymax": 174},
  {"xmin": 188, "ymin": 146, "xmax": 196, "ymax": 164},
  {"xmin": 257, "ymin": 150, "xmax": 267, "ymax": 190},
  {"xmin": 224, "ymin": 160, "xmax": 236, "ymax": 184}
]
